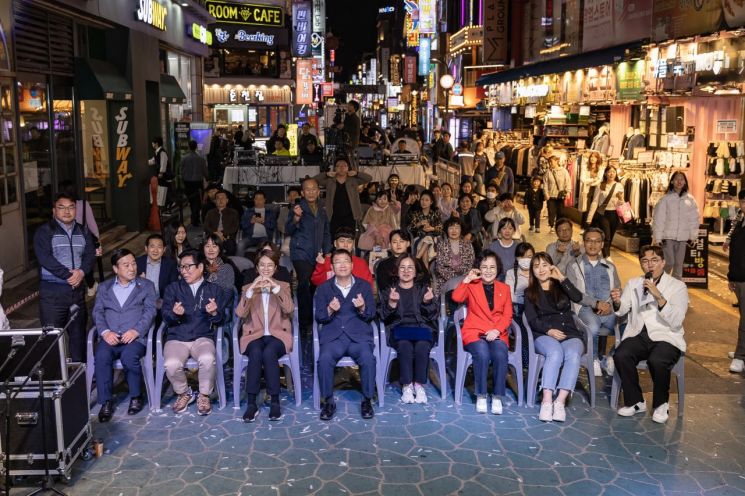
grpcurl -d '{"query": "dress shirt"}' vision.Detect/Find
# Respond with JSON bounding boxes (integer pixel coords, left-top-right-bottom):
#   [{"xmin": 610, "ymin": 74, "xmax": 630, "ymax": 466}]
[
  {"xmin": 189, "ymin": 278, "xmax": 204, "ymax": 297},
  {"xmin": 247, "ymin": 285, "xmax": 281, "ymax": 336},
  {"xmin": 334, "ymin": 276, "xmax": 355, "ymax": 298},
  {"xmin": 146, "ymin": 258, "xmax": 162, "ymax": 294},
  {"xmin": 112, "ymin": 278, "xmax": 136, "ymax": 308}
]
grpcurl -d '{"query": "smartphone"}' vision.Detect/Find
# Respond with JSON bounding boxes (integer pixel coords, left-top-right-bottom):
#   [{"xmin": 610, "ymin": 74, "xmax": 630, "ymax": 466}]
[
  {"xmin": 254, "ymin": 213, "xmax": 261, "ymax": 218},
  {"xmin": 294, "ymin": 198, "xmax": 302, "ymax": 206}
]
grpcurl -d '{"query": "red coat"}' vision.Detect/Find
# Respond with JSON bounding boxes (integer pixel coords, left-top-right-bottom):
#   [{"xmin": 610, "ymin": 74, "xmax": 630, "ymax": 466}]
[
  {"xmin": 451, "ymin": 279, "xmax": 513, "ymax": 346},
  {"xmin": 310, "ymin": 255, "xmax": 373, "ymax": 287}
]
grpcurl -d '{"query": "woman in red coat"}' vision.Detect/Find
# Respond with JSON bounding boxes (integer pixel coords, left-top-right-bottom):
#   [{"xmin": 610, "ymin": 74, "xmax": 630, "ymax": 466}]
[{"xmin": 452, "ymin": 250, "xmax": 513, "ymax": 414}]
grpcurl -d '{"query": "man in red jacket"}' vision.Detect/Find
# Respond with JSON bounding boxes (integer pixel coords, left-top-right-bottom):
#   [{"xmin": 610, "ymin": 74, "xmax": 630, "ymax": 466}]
[{"xmin": 311, "ymin": 228, "xmax": 373, "ymax": 287}]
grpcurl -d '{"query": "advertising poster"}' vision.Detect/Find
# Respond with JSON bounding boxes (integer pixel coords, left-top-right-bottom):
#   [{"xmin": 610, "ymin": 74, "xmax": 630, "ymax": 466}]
[
  {"xmin": 81, "ymin": 100, "xmax": 109, "ymax": 179},
  {"xmin": 583, "ymin": 0, "xmax": 653, "ymax": 52},
  {"xmin": 483, "ymin": 0, "xmax": 509, "ymax": 64},
  {"xmin": 404, "ymin": 56, "xmax": 417, "ymax": 84},
  {"xmin": 652, "ymin": 0, "xmax": 721, "ymax": 42},
  {"xmin": 681, "ymin": 226, "xmax": 708, "ymax": 288},
  {"xmin": 418, "ymin": 0, "xmax": 436, "ymax": 34},
  {"xmin": 418, "ymin": 36, "xmax": 431, "ymax": 76},
  {"xmin": 296, "ymin": 58, "xmax": 313, "ymax": 104},
  {"xmin": 615, "ymin": 60, "xmax": 645, "ymax": 101}
]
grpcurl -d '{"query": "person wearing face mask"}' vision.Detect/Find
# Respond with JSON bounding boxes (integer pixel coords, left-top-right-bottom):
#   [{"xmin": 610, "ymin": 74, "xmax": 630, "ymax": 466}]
[
  {"xmin": 235, "ymin": 249, "xmax": 295, "ymax": 422},
  {"xmin": 524, "ymin": 252, "xmax": 584, "ymax": 422},
  {"xmin": 485, "ymin": 193, "xmax": 526, "ymax": 241},
  {"xmin": 452, "ymin": 250, "xmax": 513, "ymax": 414},
  {"xmin": 477, "ymin": 184, "xmax": 501, "ymax": 232},
  {"xmin": 505, "ymin": 242, "xmax": 535, "ymax": 367}
]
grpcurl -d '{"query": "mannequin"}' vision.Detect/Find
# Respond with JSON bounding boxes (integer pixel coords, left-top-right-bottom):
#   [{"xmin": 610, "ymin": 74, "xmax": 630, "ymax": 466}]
[
  {"xmin": 591, "ymin": 125, "xmax": 610, "ymax": 156},
  {"xmin": 624, "ymin": 128, "xmax": 645, "ymax": 160},
  {"xmin": 620, "ymin": 127, "xmax": 634, "ymax": 160}
]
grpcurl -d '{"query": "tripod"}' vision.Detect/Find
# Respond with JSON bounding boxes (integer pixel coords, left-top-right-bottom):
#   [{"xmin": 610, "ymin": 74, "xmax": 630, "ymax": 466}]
[{"xmin": 2, "ymin": 307, "xmax": 79, "ymax": 496}]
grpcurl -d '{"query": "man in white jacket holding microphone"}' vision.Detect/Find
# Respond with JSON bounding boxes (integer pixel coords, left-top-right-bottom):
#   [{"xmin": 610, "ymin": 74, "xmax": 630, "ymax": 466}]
[{"xmin": 611, "ymin": 245, "xmax": 688, "ymax": 424}]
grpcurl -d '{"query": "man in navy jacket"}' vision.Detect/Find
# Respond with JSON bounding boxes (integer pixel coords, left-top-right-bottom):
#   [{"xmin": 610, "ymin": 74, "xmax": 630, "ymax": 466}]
[
  {"xmin": 162, "ymin": 250, "xmax": 227, "ymax": 416},
  {"xmin": 314, "ymin": 249, "xmax": 376, "ymax": 421},
  {"xmin": 93, "ymin": 248, "xmax": 157, "ymax": 421},
  {"xmin": 34, "ymin": 192, "xmax": 95, "ymax": 362},
  {"xmin": 136, "ymin": 233, "xmax": 179, "ymax": 304},
  {"xmin": 286, "ymin": 177, "xmax": 331, "ymax": 331}
]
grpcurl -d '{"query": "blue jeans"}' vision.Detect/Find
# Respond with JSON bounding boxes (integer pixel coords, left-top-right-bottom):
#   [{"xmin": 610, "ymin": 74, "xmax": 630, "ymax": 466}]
[
  {"xmin": 577, "ymin": 306, "xmax": 617, "ymax": 357},
  {"xmin": 534, "ymin": 336, "xmax": 583, "ymax": 393},
  {"xmin": 464, "ymin": 339, "xmax": 509, "ymax": 396}
]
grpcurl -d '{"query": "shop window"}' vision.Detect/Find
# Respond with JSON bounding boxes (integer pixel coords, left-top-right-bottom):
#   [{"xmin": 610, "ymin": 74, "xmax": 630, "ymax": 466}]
[{"xmin": 213, "ymin": 49, "xmax": 279, "ymax": 77}]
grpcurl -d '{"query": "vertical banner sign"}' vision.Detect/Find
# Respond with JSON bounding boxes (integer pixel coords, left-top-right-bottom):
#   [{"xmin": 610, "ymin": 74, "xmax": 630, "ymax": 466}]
[
  {"xmin": 296, "ymin": 58, "xmax": 313, "ymax": 104},
  {"xmin": 292, "ymin": 1, "xmax": 312, "ymax": 57},
  {"xmin": 81, "ymin": 100, "xmax": 109, "ymax": 179},
  {"xmin": 312, "ymin": 0, "xmax": 325, "ymax": 57},
  {"xmin": 404, "ymin": 56, "xmax": 417, "ymax": 83},
  {"xmin": 483, "ymin": 0, "xmax": 509, "ymax": 64},
  {"xmin": 418, "ymin": 36, "xmax": 431, "ymax": 76},
  {"xmin": 682, "ymin": 225, "xmax": 708, "ymax": 288},
  {"xmin": 381, "ymin": 48, "xmax": 390, "ymax": 80},
  {"xmin": 111, "ymin": 104, "xmax": 133, "ymax": 189},
  {"xmin": 419, "ymin": 0, "xmax": 436, "ymax": 34}
]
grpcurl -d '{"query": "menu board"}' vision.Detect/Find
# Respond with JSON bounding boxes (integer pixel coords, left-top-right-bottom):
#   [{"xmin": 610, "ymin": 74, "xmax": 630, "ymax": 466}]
[{"xmin": 681, "ymin": 226, "xmax": 708, "ymax": 288}]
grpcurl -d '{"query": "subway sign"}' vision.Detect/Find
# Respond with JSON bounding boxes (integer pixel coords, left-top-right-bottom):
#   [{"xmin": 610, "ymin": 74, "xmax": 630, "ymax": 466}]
[
  {"xmin": 135, "ymin": 0, "xmax": 167, "ymax": 31},
  {"xmin": 205, "ymin": 0, "xmax": 284, "ymax": 27}
]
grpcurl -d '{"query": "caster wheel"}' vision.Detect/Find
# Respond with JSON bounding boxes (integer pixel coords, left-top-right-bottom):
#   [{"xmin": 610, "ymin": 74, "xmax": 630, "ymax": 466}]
[{"xmin": 80, "ymin": 449, "xmax": 93, "ymax": 461}]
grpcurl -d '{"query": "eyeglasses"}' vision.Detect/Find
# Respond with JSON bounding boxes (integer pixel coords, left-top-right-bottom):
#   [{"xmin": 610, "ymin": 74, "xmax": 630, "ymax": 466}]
[
  {"xmin": 178, "ymin": 263, "xmax": 198, "ymax": 272},
  {"xmin": 55, "ymin": 205, "xmax": 75, "ymax": 212}
]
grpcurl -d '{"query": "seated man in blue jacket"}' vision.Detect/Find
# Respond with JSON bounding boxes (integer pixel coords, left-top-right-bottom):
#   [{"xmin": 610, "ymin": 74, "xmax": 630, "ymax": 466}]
[
  {"xmin": 237, "ymin": 190, "xmax": 278, "ymax": 255},
  {"xmin": 93, "ymin": 248, "xmax": 157, "ymax": 422},
  {"xmin": 162, "ymin": 249, "xmax": 227, "ymax": 416},
  {"xmin": 314, "ymin": 249, "xmax": 377, "ymax": 421},
  {"xmin": 136, "ymin": 233, "xmax": 179, "ymax": 308}
]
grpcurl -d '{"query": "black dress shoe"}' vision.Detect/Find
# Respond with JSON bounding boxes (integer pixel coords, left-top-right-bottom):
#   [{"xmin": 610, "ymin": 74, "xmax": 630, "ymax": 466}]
[
  {"xmin": 319, "ymin": 401, "xmax": 336, "ymax": 421},
  {"xmin": 268, "ymin": 402, "xmax": 282, "ymax": 421},
  {"xmin": 98, "ymin": 400, "xmax": 114, "ymax": 423},
  {"xmin": 127, "ymin": 396, "xmax": 144, "ymax": 416},
  {"xmin": 243, "ymin": 404, "xmax": 259, "ymax": 423},
  {"xmin": 361, "ymin": 399, "xmax": 374, "ymax": 419}
]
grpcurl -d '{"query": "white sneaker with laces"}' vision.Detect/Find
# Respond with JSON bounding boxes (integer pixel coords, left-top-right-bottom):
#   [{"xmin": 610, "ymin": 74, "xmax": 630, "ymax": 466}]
[
  {"xmin": 730, "ymin": 358, "xmax": 744, "ymax": 373},
  {"xmin": 491, "ymin": 397, "xmax": 503, "ymax": 415},
  {"xmin": 539, "ymin": 402, "xmax": 553, "ymax": 422},
  {"xmin": 593, "ymin": 359, "xmax": 602, "ymax": 377},
  {"xmin": 603, "ymin": 356, "xmax": 615, "ymax": 376},
  {"xmin": 414, "ymin": 383, "xmax": 428, "ymax": 404},
  {"xmin": 401, "ymin": 384, "xmax": 415, "ymax": 404},
  {"xmin": 617, "ymin": 401, "xmax": 647, "ymax": 417},
  {"xmin": 652, "ymin": 402, "xmax": 669, "ymax": 424},
  {"xmin": 476, "ymin": 395, "xmax": 488, "ymax": 414},
  {"xmin": 552, "ymin": 401, "xmax": 566, "ymax": 422}
]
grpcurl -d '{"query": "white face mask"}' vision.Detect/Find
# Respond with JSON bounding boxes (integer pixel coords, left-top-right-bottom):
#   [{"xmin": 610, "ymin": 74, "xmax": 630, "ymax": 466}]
[
  {"xmin": 486, "ymin": 192, "xmax": 497, "ymax": 200},
  {"xmin": 517, "ymin": 258, "xmax": 531, "ymax": 270}
]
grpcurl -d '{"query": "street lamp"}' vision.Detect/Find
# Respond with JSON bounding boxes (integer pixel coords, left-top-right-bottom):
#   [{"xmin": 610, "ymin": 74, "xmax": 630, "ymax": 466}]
[{"xmin": 439, "ymin": 74, "xmax": 454, "ymax": 132}]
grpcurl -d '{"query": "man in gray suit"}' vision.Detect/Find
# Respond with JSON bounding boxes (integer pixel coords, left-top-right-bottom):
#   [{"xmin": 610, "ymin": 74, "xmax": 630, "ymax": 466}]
[{"xmin": 92, "ymin": 248, "xmax": 157, "ymax": 422}]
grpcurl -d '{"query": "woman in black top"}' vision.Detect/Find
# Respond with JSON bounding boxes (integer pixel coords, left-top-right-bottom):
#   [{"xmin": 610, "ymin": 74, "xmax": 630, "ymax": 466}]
[
  {"xmin": 379, "ymin": 254, "xmax": 439, "ymax": 405},
  {"xmin": 524, "ymin": 252, "xmax": 584, "ymax": 423}
]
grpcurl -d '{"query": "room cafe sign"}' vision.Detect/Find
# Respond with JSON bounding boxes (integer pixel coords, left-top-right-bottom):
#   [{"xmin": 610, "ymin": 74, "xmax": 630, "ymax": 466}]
[{"xmin": 205, "ymin": 0, "xmax": 284, "ymax": 27}]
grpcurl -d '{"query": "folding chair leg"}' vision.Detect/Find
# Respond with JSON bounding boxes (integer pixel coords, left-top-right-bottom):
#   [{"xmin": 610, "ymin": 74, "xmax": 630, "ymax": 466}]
[
  {"xmin": 436, "ymin": 351, "xmax": 448, "ymax": 400},
  {"xmin": 233, "ymin": 362, "xmax": 243, "ymax": 409},
  {"xmin": 290, "ymin": 355, "xmax": 302, "ymax": 407},
  {"xmin": 216, "ymin": 362, "xmax": 227, "ymax": 410}
]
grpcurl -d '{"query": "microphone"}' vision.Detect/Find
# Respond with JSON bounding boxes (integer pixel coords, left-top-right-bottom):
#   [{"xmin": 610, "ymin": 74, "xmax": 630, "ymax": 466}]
[
  {"xmin": 643, "ymin": 271, "xmax": 653, "ymax": 295},
  {"xmin": 11, "ymin": 335, "xmax": 25, "ymax": 349},
  {"xmin": 68, "ymin": 304, "xmax": 81, "ymax": 321}
]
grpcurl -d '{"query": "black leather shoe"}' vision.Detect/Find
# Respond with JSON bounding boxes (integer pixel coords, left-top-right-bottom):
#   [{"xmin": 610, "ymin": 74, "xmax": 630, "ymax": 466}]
[
  {"xmin": 98, "ymin": 400, "xmax": 114, "ymax": 423},
  {"xmin": 243, "ymin": 404, "xmax": 259, "ymax": 423},
  {"xmin": 361, "ymin": 399, "xmax": 374, "ymax": 419},
  {"xmin": 319, "ymin": 401, "xmax": 336, "ymax": 421},
  {"xmin": 269, "ymin": 402, "xmax": 282, "ymax": 421},
  {"xmin": 127, "ymin": 396, "xmax": 144, "ymax": 416}
]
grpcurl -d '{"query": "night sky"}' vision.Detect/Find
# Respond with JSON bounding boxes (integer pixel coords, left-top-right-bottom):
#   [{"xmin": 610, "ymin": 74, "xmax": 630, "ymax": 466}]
[{"xmin": 325, "ymin": 0, "xmax": 379, "ymax": 81}]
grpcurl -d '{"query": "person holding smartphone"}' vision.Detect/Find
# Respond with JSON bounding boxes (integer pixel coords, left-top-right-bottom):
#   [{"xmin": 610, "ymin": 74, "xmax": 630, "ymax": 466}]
[{"xmin": 238, "ymin": 190, "xmax": 278, "ymax": 256}]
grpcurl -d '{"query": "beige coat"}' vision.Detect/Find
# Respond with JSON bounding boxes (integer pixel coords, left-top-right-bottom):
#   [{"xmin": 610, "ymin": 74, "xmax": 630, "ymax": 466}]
[{"xmin": 235, "ymin": 280, "xmax": 294, "ymax": 353}]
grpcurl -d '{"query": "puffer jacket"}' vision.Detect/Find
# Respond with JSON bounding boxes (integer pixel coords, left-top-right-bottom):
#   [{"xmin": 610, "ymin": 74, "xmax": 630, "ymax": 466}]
[{"xmin": 652, "ymin": 191, "xmax": 700, "ymax": 242}]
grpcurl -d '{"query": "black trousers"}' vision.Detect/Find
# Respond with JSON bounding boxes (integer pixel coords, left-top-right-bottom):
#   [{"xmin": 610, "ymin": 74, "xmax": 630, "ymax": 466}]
[
  {"xmin": 318, "ymin": 334, "xmax": 376, "ymax": 401},
  {"xmin": 547, "ymin": 198, "xmax": 563, "ymax": 228},
  {"xmin": 527, "ymin": 206, "xmax": 541, "ymax": 229},
  {"xmin": 614, "ymin": 328, "xmax": 681, "ymax": 408},
  {"xmin": 184, "ymin": 180, "xmax": 203, "ymax": 226},
  {"xmin": 593, "ymin": 210, "xmax": 620, "ymax": 258},
  {"xmin": 95, "ymin": 340, "xmax": 146, "ymax": 403},
  {"xmin": 292, "ymin": 260, "xmax": 316, "ymax": 329},
  {"xmin": 393, "ymin": 339, "xmax": 432, "ymax": 385},
  {"xmin": 39, "ymin": 282, "xmax": 87, "ymax": 363},
  {"xmin": 243, "ymin": 336, "xmax": 287, "ymax": 398}
]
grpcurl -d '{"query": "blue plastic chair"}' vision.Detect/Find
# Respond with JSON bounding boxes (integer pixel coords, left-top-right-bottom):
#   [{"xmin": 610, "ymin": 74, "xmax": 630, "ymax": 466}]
[{"xmin": 453, "ymin": 307, "xmax": 524, "ymax": 406}]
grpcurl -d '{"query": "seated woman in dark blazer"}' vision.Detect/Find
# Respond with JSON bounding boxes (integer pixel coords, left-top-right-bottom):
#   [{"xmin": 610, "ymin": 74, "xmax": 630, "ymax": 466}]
[
  {"xmin": 379, "ymin": 254, "xmax": 439, "ymax": 405},
  {"xmin": 523, "ymin": 252, "xmax": 584, "ymax": 424},
  {"xmin": 451, "ymin": 250, "xmax": 513, "ymax": 415},
  {"xmin": 235, "ymin": 248, "xmax": 295, "ymax": 422}
]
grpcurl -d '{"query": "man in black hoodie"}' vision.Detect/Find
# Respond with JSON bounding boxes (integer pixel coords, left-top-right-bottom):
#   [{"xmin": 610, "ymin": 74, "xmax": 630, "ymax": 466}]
[{"xmin": 726, "ymin": 190, "xmax": 745, "ymax": 373}]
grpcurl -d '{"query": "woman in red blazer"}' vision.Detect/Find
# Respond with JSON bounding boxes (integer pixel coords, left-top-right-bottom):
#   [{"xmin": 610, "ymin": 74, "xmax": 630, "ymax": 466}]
[{"xmin": 452, "ymin": 249, "xmax": 513, "ymax": 415}]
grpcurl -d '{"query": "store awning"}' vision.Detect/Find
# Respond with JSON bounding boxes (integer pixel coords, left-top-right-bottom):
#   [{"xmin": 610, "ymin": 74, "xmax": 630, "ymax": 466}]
[
  {"xmin": 160, "ymin": 74, "xmax": 187, "ymax": 104},
  {"xmin": 74, "ymin": 58, "xmax": 132, "ymax": 100},
  {"xmin": 476, "ymin": 42, "xmax": 644, "ymax": 86}
]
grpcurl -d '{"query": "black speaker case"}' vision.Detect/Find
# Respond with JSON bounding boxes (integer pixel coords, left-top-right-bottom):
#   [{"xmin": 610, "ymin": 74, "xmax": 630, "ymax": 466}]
[{"xmin": 0, "ymin": 364, "xmax": 91, "ymax": 478}]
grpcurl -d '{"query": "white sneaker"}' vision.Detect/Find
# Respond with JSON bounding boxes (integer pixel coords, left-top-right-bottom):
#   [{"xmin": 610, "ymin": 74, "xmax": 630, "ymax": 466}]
[
  {"xmin": 401, "ymin": 384, "xmax": 415, "ymax": 404},
  {"xmin": 617, "ymin": 401, "xmax": 647, "ymax": 417},
  {"xmin": 603, "ymin": 356, "xmax": 615, "ymax": 376},
  {"xmin": 593, "ymin": 359, "xmax": 603, "ymax": 377},
  {"xmin": 476, "ymin": 395, "xmax": 488, "ymax": 414},
  {"xmin": 491, "ymin": 397, "xmax": 503, "ymax": 415},
  {"xmin": 552, "ymin": 401, "xmax": 566, "ymax": 422},
  {"xmin": 730, "ymin": 358, "xmax": 744, "ymax": 373},
  {"xmin": 413, "ymin": 383, "xmax": 428, "ymax": 404},
  {"xmin": 87, "ymin": 281, "xmax": 98, "ymax": 297},
  {"xmin": 539, "ymin": 402, "xmax": 553, "ymax": 422},
  {"xmin": 652, "ymin": 402, "xmax": 669, "ymax": 424}
]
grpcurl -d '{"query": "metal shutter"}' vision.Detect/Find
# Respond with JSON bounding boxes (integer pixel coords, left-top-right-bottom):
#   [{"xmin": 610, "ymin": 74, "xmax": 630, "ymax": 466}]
[{"xmin": 14, "ymin": 0, "xmax": 74, "ymax": 75}]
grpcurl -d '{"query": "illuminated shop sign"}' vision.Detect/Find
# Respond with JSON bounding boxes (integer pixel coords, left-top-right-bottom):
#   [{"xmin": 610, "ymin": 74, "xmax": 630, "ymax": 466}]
[
  {"xmin": 379, "ymin": 6, "xmax": 395, "ymax": 13},
  {"xmin": 205, "ymin": 0, "xmax": 284, "ymax": 27},
  {"xmin": 516, "ymin": 84, "xmax": 549, "ymax": 97},
  {"xmin": 135, "ymin": 0, "xmax": 167, "ymax": 31},
  {"xmin": 211, "ymin": 25, "xmax": 287, "ymax": 48},
  {"xmin": 292, "ymin": 1, "xmax": 312, "ymax": 57},
  {"xmin": 191, "ymin": 23, "xmax": 213, "ymax": 45}
]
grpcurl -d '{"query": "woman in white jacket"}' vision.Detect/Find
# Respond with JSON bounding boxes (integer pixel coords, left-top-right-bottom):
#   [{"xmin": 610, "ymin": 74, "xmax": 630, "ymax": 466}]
[{"xmin": 652, "ymin": 172, "xmax": 700, "ymax": 280}]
